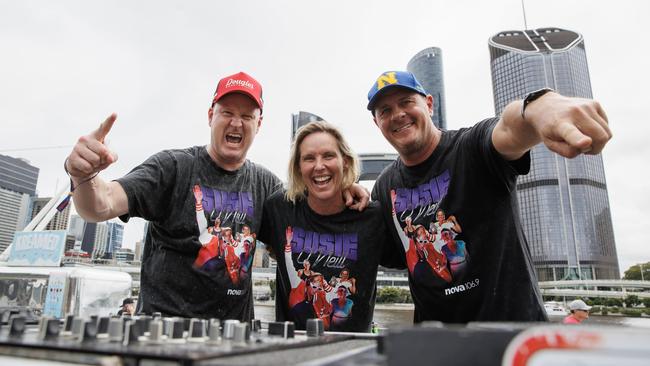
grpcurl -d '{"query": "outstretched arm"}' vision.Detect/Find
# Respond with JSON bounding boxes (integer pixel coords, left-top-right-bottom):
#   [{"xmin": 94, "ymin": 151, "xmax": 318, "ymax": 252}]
[
  {"xmin": 65, "ymin": 114, "xmax": 128, "ymax": 222},
  {"xmin": 284, "ymin": 226, "xmax": 301, "ymax": 288},
  {"xmin": 193, "ymin": 185, "xmax": 212, "ymax": 244},
  {"xmin": 448, "ymin": 215, "xmax": 462, "ymax": 233},
  {"xmin": 492, "ymin": 92, "xmax": 612, "ymax": 160}
]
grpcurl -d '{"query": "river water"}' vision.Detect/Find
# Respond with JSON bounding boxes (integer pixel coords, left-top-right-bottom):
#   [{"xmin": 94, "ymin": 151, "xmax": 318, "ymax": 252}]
[{"xmin": 254, "ymin": 303, "xmax": 650, "ymax": 329}]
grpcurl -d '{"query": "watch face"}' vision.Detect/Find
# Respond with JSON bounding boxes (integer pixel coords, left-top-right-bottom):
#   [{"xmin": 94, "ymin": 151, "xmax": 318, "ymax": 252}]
[{"xmin": 522, "ymin": 88, "xmax": 554, "ymax": 119}]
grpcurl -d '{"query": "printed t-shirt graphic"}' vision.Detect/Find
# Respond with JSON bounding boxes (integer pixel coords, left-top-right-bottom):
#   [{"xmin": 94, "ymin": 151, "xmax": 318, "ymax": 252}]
[
  {"xmin": 389, "ymin": 171, "xmax": 470, "ymax": 285},
  {"xmin": 192, "ymin": 184, "xmax": 257, "ymax": 286}
]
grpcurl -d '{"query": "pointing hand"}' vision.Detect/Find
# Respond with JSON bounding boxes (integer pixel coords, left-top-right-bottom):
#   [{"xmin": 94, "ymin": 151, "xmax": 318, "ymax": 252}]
[{"xmin": 65, "ymin": 114, "xmax": 119, "ymax": 183}]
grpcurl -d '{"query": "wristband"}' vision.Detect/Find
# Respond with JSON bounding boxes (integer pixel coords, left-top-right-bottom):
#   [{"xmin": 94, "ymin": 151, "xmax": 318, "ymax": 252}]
[{"xmin": 57, "ymin": 158, "xmax": 99, "ymax": 212}]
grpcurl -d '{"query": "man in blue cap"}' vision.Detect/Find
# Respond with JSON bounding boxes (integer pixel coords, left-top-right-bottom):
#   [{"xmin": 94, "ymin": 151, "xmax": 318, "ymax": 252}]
[{"xmin": 367, "ymin": 71, "xmax": 611, "ymax": 323}]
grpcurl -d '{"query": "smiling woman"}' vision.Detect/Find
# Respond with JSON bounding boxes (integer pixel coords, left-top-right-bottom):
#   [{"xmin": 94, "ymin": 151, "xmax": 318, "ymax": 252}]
[
  {"xmin": 285, "ymin": 121, "xmax": 360, "ymax": 213},
  {"xmin": 298, "ymin": 131, "xmax": 349, "ymax": 215},
  {"xmin": 257, "ymin": 121, "xmax": 404, "ymax": 333}
]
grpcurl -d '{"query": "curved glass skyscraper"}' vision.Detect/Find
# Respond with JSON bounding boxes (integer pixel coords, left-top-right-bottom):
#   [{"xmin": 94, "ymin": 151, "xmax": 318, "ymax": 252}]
[
  {"xmin": 488, "ymin": 28, "xmax": 619, "ymax": 281},
  {"xmin": 407, "ymin": 47, "xmax": 446, "ymax": 129}
]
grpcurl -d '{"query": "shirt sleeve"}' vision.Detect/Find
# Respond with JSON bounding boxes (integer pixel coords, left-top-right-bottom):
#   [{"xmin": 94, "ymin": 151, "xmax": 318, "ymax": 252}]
[
  {"xmin": 116, "ymin": 150, "xmax": 180, "ymax": 223},
  {"xmin": 465, "ymin": 118, "xmax": 530, "ymax": 191}
]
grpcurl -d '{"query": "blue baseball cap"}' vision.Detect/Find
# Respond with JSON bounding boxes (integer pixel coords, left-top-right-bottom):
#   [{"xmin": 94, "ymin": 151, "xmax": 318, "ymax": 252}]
[{"xmin": 367, "ymin": 71, "xmax": 428, "ymax": 112}]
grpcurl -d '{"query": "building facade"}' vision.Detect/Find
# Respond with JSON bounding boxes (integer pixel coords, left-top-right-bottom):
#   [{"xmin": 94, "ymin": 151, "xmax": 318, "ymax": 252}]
[
  {"xmin": 0, "ymin": 154, "xmax": 39, "ymax": 252},
  {"xmin": 291, "ymin": 111, "xmax": 325, "ymax": 140},
  {"xmin": 31, "ymin": 197, "xmax": 71, "ymax": 231},
  {"xmin": 488, "ymin": 27, "xmax": 619, "ymax": 281},
  {"xmin": 115, "ymin": 248, "xmax": 135, "ymax": 263},
  {"xmin": 69, "ymin": 215, "xmax": 85, "ymax": 241},
  {"xmin": 358, "ymin": 153, "xmax": 398, "ymax": 193},
  {"xmin": 106, "ymin": 221, "xmax": 124, "ymax": 258},
  {"xmin": 407, "ymin": 47, "xmax": 447, "ymax": 129},
  {"xmin": 0, "ymin": 154, "xmax": 38, "ymax": 196},
  {"xmin": 92, "ymin": 222, "xmax": 109, "ymax": 259},
  {"xmin": 134, "ymin": 240, "xmax": 144, "ymax": 262},
  {"xmin": 80, "ymin": 222, "xmax": 97, "ymax": 256}
]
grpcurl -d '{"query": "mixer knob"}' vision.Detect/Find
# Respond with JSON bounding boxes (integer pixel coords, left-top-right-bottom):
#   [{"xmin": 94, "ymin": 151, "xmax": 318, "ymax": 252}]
[
  {"xmin": 306, "ymin": 318, "xmax": 324, "ymax": 337},
  {"xmin": 148, "ymin": 319, "xmax": 164, "ymax": 343},
  {"xmin": 208, "ymin": 319, "xmax": 221, "ymax": 342},
  {"xmin": 268, "ymin": 321, "xmax": 295, "ymax": 339},
  {"xmin": 188, "ymin": 318, "xmax": 207, "ymax": 342},
  {"xmin": 222, "ymin": 319, "xmax": 240, "ymax": 339},
  {"xmin": 108, "ymin": 318, "xmax": 124, "ymax": 342},
  {"xmin": 38, "ymin": 317, "xmax": 60, "ymax": 340},
  {"xmin": 233, "ymin": 322, "xmax": 250, "ymax": 343}
]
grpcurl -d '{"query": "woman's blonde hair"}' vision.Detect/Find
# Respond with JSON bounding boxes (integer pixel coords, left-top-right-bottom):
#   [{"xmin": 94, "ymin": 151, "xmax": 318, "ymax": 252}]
[{"xmin": 285, "ymin": 121, "xmax": 360, "ymax": 203}]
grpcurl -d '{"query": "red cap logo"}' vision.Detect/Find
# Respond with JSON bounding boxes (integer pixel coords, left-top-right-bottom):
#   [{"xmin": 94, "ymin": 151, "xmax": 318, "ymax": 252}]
[{"xmin": 212, "ymin": 71, "xmax": 263, "ymax": 110}]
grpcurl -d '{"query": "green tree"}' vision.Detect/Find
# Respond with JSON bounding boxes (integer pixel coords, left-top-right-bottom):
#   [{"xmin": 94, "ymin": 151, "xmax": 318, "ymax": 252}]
[
  {"xmin": 624, "ymin": 294, "xmax": 640, "ymax": 307},
  {"xmin": 377, "ymin": 287, "xmax": 403, "ymax": 303},
  {"xmin": 590, "ymin": 297, "xmax": 604, "ymax": 306},
  {"xmin": 643, "ymin": 297, "xmax": 650, "ymax": 308},
  {"xmin": 606, "ymin": 298, "xmax": 623, "ymax": 307},
  {"xmin": 400, "ymin": 288, "xmax": 413, "ymax": 303},
  {"xmin": 623, "ymin": 261, "xmax": 650, "ymax": 280},
  {"xmin": 269, "ymin": 279, "xmax": 276, "ymax": 300}
]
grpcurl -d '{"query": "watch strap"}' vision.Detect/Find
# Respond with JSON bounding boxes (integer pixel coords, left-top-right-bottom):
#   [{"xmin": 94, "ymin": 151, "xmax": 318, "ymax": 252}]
[{"xmin": 521, "ymin": 88, "xmax": 554, "ymax": 120}]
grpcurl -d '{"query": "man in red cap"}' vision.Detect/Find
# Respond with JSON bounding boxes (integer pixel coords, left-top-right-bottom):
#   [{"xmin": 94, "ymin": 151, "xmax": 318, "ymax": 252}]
[{"xmin": 63, "ymin": 71, "xmax": 369, "ymax": 321}]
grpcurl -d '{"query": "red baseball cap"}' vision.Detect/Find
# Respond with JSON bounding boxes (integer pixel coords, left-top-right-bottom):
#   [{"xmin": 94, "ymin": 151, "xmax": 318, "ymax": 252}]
[{"xmin": 212, "ymin": 71, "xmax": 264, "ymax": 111}]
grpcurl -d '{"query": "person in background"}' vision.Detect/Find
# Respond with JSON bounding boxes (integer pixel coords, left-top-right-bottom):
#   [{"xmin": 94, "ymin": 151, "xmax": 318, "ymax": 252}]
[
  {"xmin": 117, "ymin": 298, "xmax": 135, "ymax": 316},
  {"xmin": 563, "ymin": 299, "xmax": 592, "ymax": 324}
]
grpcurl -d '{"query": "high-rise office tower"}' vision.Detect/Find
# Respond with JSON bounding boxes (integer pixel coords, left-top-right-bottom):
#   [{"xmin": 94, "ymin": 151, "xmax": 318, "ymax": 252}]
[
  {"xmin": 69, "ymin": 215, "xmax": 86, "ymax": 241},
  {"xmin": 31, "ymin": 197, "xmax": 71, "ymax": 231},
  {"xmin": 0, "ymin": 154, "xmax": 38, "ymax": 195},
  {"xmin": 291, "ymin": 111, "xmax": 325, "ymax": 140},
  {"xmin": 105, "ymin": 221, "xmax": 124, "ymax": 258},
  {"xmin": 81, "ymin": 222, "xmax": 97, "ymax": 255},
  {"xmin": 407, "ymin": 47, "xmax": 447, "ymax": 129},
  {"xmin": 0, "ymin": 154, "xmax": 39, "ymax": 252},
  {"xmin": 488, "ymin": 27, "xmax": 619, "ymax": 281},
  {"xmin": 68, "ymin": 215, "xmax": 86, "ymax": 252},
  {"xmin": 92, "ymin": 222, "xmax": 109, "ymax": 259},
  {"xmin": 134, "ymin": 240, "xmax": 144, "ymax": 262}
]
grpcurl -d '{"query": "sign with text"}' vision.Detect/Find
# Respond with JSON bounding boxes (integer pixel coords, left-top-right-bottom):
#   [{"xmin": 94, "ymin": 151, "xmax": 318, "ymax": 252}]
[
  {"xmin": 43, "ymin": 271, "xmax": 69, "ymax": 318},
  {"xmin": 8, "ymin": 231, "xmax": 66, "ymax": 266}
]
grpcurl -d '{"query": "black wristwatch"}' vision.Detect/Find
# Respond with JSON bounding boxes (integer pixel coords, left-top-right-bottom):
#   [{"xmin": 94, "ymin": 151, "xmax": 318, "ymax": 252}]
[{"xmin": 521, "ymin": 88, "xmax": 554, "ymax": 120}]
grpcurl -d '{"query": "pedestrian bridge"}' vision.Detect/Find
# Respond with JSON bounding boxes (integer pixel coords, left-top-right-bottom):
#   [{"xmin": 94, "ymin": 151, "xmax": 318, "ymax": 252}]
[{"xmin": 538, "ymin": 280, "xmax": 650, "ymax": 299}]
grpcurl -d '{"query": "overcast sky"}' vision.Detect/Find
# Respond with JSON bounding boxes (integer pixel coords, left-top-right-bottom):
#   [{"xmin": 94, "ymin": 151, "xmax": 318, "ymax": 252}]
[{"xmin": 1, "ymin": 0, "xmax": 648, "ymax": 274}]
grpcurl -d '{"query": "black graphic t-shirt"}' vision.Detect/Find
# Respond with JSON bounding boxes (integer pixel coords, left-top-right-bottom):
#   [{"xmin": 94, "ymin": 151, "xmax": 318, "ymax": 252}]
[
  {"xmin": 372, "ymin": 118, "xmax": 547, "ymax": 323},
  {"xmin": 117, "ymin": 146, "xmax": 281, "ymax": 320},
  {"xmin": 258, "ymin": 191, "xmax": 398, "ymax": 332}
]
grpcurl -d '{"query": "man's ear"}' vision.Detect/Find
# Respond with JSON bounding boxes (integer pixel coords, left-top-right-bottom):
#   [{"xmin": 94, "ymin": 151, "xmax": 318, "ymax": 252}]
[
  {"xmin": 208, "ymin": 107, "xmax": 214, "ymax": 126},
  {"xmin": 427, "ymin": 95, "xmax": 435, "ymax": 116},
  {"xmin": 256, "ymin": 115, "xmax": 263, "ymax": 134},
  {"xmin": 373, "ymin": 116, "xmax": 378, "ymax": 126}
]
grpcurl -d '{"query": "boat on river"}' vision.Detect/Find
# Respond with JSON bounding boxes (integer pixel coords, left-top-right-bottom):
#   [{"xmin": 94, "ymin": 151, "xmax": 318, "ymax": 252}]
[{"xmin": 544, "ymin": 301, "xmax": 568, "ymax": 318}]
